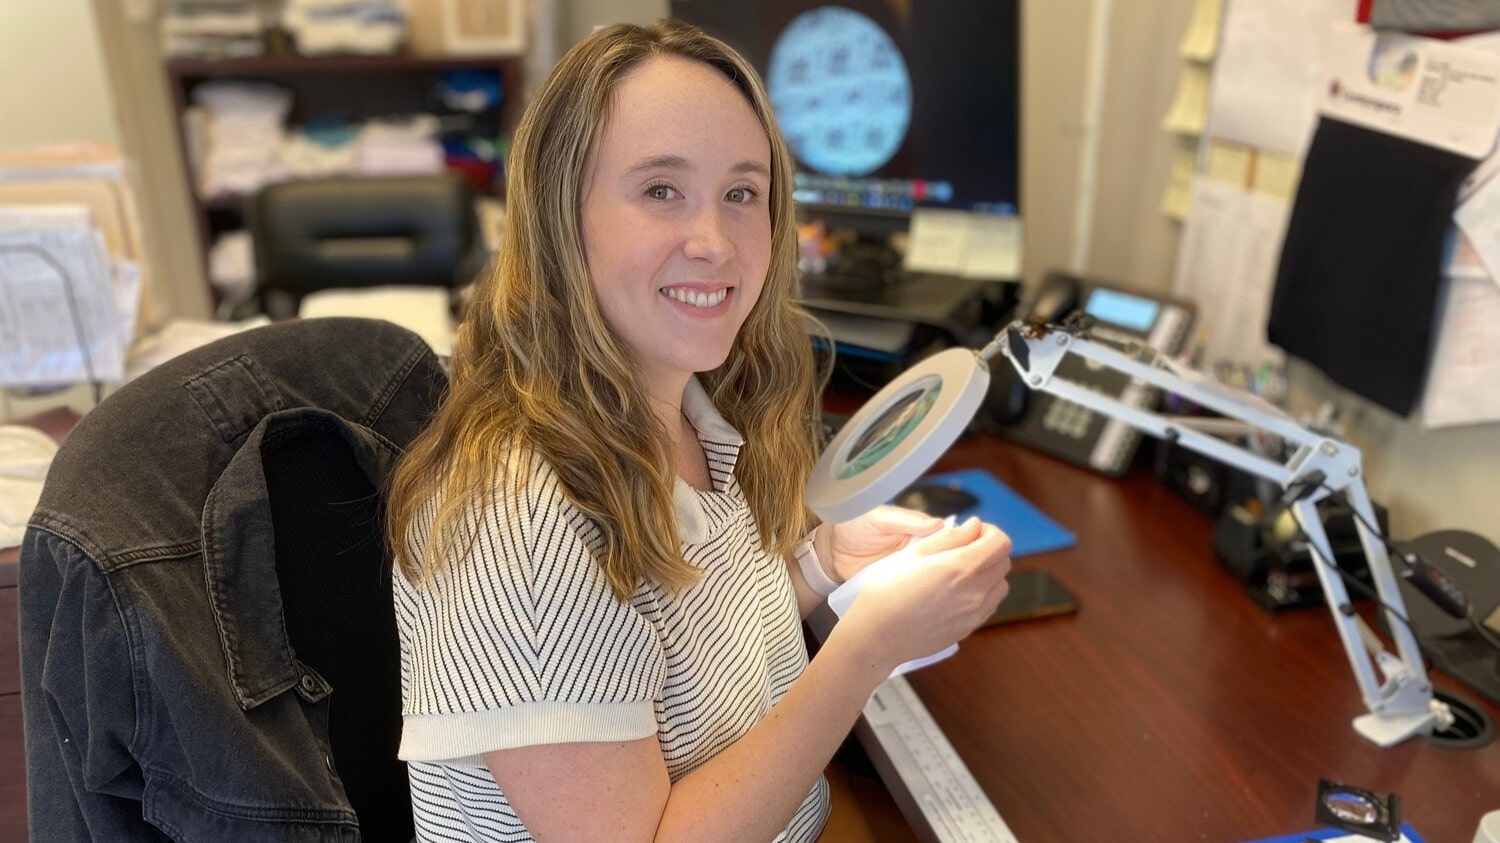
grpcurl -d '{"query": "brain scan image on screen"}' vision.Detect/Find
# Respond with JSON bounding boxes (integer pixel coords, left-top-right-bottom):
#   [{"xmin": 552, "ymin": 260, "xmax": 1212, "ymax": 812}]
[
  {"xmin": 838, "ymin": 377, "xmax": 940, "ymax": 480},
  {"xmin": 766, "ymin": 6, "xmax": 912, "ymax": 177}
]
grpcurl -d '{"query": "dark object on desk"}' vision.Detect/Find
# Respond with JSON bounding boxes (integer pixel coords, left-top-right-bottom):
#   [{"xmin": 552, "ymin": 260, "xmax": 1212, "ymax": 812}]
[
  {"xmin": 807, "ymin": 271, "xmax": 1007, "ymax": 394},
  {"xmin": 1315, "ymin": 779, "xmax": 1401, "ymax": 842},
  {"xmin": 981, "ymin": 569, "xmax": 1078, "ymax": 627},
  {"xmin": 1213, "ymin": 494, "xmax": 1389, "ymax": 612},
  {"xmin": 893, "ymin": 481, "xmax": 979, "ymax": 519},
  {"xmin": 813, "ymin": 240, "xmax": 904, "ymax": 294},
  {"xmin": 18, "ymin": 318, "xmax": 441, "ymax": 840},
  {"xmin": 1394, "ymin": 529, "xmax": 1500, "ymax": 708},
  {"xmin": 245, "ymin": 174, "xmax": 482, "ymax": 319}
]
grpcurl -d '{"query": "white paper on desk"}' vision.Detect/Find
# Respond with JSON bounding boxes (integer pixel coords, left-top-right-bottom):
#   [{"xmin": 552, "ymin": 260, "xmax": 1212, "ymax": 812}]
[
  {"xmin": 0, "ymin": 224, "xmax": 124, "ymax": 388},
  {"xmin": 959, "ymin": 214, "xmax": 1021, "ymax": 279},
  {"xmin": 1171, "ymin": 179, "xmax": 1289, "ymax": 370},
  {"xmin": 905, "ymin": 209, "xmax": 1020, "ymax": 280},
  {"xmin": 124, "ymin": 317, "xmax": 269, "ymax": 382},
  {"xmin": 299, "ymin": 286, "xmax": 455, "ymax": 356},
  {"xmin": 904, "ymin": 209, "xmax": 967, "ymax": 275},
  {"xmin": 1421, "ymin": 274, "xmax": 1500, "ymax": 429},
  {"xmin": 1208, "ymin": 0, "xmax": 1352, "ymax": 156}
]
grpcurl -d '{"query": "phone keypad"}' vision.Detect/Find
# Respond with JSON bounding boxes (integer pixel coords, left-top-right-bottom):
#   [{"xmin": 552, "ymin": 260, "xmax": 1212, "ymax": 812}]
[{"xmin": 1040, "ymin": 398, "xmax": 1095, "ymax": 439}]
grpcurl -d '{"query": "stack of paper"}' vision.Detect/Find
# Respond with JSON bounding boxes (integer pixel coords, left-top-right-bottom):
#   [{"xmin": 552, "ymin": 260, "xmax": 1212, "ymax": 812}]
[{"xmin": 0, "ymin": 143, "xmax": 159, "ymax": 341}]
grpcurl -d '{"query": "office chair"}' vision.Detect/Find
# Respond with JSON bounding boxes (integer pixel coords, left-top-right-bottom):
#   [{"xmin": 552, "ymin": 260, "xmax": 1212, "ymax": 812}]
[
  {"xmin": 20, "ymin": 318, "xmax": 445, "ymax": 840},
  {"xmin": 245, "ymin": 174, "xmax": 482, "ymax": 320}
]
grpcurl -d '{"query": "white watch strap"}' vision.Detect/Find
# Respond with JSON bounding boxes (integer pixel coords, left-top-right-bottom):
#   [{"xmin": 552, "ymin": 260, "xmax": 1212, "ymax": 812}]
[{"xmin": 795, "ymin": 530, "xmax": 841, "ymax": 597}]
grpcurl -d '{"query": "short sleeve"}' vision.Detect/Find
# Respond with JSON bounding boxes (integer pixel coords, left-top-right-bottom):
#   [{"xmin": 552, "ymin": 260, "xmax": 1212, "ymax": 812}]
[{"xmin": 395, "ymin": 462, "xmax": 666, "ymax": 762}]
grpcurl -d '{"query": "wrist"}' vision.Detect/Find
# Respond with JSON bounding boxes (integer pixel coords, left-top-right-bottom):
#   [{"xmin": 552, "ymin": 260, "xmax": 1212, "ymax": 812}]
[{"xmin": 795, "ymin": 525, "xmax": 842, "ymax": 597}]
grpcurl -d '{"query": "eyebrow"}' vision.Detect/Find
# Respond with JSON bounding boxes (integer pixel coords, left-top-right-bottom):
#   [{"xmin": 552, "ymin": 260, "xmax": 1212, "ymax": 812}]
[{"xmin": 624, "ymin": 154, "xmax": 771, "ymax": 179}]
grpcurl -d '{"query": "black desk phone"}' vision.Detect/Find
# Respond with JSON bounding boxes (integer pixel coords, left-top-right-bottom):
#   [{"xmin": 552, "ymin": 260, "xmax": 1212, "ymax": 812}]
[{"xmin": 983, "ymin": 272, "xmax": 1195, "ymax": 476}]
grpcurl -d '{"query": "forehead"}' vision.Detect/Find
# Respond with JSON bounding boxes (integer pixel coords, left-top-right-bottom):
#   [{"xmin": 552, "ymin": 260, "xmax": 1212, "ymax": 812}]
[{"xmin": 594, "ymin": 55, "xmax": 770, "ymax": 168}]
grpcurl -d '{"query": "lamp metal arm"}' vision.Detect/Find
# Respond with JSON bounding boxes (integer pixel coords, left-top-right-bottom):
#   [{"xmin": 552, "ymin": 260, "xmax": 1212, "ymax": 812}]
[{"xmin": 990, "ymin": 320, "xmax": 1452, "ymax": 746}]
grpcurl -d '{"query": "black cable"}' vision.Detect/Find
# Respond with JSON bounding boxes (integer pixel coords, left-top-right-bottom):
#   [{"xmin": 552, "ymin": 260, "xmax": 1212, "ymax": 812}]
[
  {"xmin": 1281, "ymin": 499, "xmax": 1417, "ymax": 637},
  {"xmin": 1309, "ymin": 482, "xmax": 1498, "ymax": 654}
]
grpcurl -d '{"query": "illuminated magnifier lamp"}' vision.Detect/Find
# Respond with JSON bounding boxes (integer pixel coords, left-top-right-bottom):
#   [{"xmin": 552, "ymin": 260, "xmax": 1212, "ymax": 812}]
[{"xmin": 807, "ymin": 320, "xmax": 1463, "ymax": 747}]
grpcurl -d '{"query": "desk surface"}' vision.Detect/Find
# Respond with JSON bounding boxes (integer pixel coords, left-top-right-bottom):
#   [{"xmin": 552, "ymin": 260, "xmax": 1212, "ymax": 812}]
[
  {"xmin": 7, "ymin": 407, "xmax": 1498, "ymax": 842},
  {"xmin": 877, "ymin": 428, "xmax": 1500, "ymax": 842}
]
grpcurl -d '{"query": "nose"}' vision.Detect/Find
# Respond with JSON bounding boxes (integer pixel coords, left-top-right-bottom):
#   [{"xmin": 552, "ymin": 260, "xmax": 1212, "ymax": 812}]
[{"xmin": 682, "ymin": 206, "xmax": 733, "ymax": 265}]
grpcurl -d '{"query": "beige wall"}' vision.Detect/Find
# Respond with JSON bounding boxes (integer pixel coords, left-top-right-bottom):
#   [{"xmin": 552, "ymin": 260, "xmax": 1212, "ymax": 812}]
[
  {"xmin": 0, "ymin": 0, "xmax": 118, "ymax": 149},
  {"xmin": 45, "ymin": 0, "xmax": 1500, "ymax": 540}
]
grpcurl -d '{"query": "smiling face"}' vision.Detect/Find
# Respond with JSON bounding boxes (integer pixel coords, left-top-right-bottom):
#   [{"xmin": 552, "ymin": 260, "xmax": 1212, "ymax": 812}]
[{"xmin": 580, "ymin": 55, "xmax": 773, "ymax": 403}]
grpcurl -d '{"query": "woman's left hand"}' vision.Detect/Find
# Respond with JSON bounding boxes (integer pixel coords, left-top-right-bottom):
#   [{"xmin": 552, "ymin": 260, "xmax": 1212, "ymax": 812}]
[{"xmin": 821, "ymin": 505, "xmax": 947, "ymax": 583}]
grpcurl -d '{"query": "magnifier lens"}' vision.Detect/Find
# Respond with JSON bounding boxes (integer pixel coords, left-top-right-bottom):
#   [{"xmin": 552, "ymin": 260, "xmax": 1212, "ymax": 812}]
[
  {"xmin": 837, "ymin": 376, "xmax": 942, "ymax": 480},
  {"xmin": 1323, "ymin": 790, "xmax": 1379, "ymax": 825}
]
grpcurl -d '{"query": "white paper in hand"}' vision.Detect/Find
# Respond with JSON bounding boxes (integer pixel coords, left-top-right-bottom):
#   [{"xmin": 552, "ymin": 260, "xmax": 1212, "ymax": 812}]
[{"xmin": 827, "ymin": 516, "xmax": 960, "ymax": 679}]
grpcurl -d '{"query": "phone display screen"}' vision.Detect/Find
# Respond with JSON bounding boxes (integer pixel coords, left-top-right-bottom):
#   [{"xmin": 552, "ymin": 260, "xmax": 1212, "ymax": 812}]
[
  {"xmin": 984, "ymin": 569, "xmax": 1079, "ymax": 626},
  {"xmin": 1084, "ymin": 288, "xmax": 1160, "ymax": 332}
]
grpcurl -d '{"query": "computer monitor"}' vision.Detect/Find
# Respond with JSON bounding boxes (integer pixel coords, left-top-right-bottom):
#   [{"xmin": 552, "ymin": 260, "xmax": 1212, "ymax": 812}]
[{"xmin": 668, "ymin": 0, "xmax": 1021, "ymax": 241}]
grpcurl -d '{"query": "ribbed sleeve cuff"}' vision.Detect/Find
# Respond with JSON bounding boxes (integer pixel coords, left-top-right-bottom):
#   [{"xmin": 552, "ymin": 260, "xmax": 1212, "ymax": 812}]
[{"xmin": 398, "ymin": 700, "xmax": 659, "ymax": 763}]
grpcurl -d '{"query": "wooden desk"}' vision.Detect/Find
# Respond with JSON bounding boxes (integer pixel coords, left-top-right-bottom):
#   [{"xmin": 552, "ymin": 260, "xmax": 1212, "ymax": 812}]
[
  {"xmin": 864, "ymin": 429, "xmax": 1500, "ymax": 842},
  {"xmin": 7, "ymin": 408, "xmax": 1497, "ymax": 842}
]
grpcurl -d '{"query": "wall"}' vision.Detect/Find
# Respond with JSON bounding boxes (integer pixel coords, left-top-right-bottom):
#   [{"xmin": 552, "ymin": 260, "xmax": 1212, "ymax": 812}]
[
  {"xmin": 58, "ymin": 0, "xmax": 1500, "ymax": 540},
  {"xmin": 0, "ymin": 0, "xmax": 118, "ymax": 149}
]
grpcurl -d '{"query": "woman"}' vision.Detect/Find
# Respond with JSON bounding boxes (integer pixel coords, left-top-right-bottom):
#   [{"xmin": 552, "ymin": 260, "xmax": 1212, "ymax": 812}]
[{"xmin": 387, "ymin": 20, "xmax": 1012, "ymax": 843}]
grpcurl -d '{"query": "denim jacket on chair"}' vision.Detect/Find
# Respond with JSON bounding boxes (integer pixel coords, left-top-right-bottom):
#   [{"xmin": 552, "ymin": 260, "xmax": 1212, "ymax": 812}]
[{"xmin": 19, "ymin": 318, "xmax": 446, "ymax": 841}]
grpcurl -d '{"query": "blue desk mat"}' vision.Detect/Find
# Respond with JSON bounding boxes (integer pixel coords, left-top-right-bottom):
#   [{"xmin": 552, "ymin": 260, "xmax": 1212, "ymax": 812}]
[
  {"xmin": 1243, "ymin": 824, "xmax": 1424, "ymax": 843},
  {"xmin": 902, "ymin": 468, "xmax": 1075, "ymax": 558}
]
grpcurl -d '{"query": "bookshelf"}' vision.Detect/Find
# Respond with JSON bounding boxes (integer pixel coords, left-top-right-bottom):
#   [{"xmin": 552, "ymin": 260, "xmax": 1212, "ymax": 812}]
[{"xmin": 162, "ymin": 50, "xmax": 523, "ymax": 303}]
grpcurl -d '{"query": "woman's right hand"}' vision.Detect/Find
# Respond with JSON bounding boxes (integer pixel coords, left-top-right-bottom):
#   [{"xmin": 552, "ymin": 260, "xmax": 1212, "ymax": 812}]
[{"xmin": 837, "ymin": 517, "xmax": 1013, "ymax": 673}]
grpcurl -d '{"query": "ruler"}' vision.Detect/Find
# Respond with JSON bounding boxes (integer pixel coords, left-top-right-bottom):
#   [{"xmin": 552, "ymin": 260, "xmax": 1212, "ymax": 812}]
[{"xmin": 859, "ymin": 675, "xmax": 1019, "ymax": 843}]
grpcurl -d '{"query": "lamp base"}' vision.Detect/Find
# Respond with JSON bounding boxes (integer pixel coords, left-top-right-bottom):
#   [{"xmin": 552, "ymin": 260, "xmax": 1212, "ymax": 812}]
[{"xmin": 1353, "ymin": 699, "xmax": 1452, "ymax": 748}]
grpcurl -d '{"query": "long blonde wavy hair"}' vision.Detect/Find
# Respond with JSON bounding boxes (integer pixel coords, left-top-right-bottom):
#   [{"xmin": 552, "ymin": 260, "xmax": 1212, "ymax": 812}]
[{"xmin": 388, "ymin": 20, "xmax": 826, "ymax": 600}]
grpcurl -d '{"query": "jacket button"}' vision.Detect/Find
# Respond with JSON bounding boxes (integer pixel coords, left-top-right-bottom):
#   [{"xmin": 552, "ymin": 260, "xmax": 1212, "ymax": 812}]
[{"xmin": 301, "ymin": 674, "xmax": 319, "ymax": 693}]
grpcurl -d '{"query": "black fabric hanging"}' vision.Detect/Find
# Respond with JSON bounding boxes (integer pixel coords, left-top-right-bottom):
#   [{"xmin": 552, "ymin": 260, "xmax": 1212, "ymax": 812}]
[
  {"xmin": 1370, "ymin": 0, "xmax": 1500, "ymax": 32},
  {"xmin": 1267, "ymin": 116, "xmax": 1478, "ymax": 416}
]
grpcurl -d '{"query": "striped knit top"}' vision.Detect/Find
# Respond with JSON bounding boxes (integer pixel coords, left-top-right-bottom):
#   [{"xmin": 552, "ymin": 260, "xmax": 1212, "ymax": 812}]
[{"xmin": 394, "ymin": 379, "xmax": 829, "ymax": 842}]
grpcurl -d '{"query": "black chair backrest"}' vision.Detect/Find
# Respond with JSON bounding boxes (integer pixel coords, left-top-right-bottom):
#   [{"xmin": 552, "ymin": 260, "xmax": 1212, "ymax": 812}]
[{"xmin": 248, "ymin": 175, "xmax": 479, "ymax": 315}]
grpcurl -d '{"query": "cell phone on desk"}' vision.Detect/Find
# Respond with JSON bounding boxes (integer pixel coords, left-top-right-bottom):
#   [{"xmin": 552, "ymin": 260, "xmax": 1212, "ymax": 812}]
[{"xmin": 983, "ymin": 569, "xmax": 1078, "ymax": 626}]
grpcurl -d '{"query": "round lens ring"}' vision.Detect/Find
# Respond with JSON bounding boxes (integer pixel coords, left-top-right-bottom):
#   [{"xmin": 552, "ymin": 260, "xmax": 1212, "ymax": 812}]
[{"xmin": 1322, "ymin": 789, "xmax": 1379, "ymax": 825}]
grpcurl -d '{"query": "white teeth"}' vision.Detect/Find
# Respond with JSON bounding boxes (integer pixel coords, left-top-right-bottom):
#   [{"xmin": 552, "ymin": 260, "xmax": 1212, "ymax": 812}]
[{"xmin": 665, "ymin": 287, "xmax": 727, "ymax": 308}]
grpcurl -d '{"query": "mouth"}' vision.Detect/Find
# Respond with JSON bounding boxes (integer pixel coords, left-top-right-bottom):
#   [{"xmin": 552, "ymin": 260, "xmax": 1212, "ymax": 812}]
[{"xmin": 662, "ymin": 286, "xmax": 730, "ymax": 308}]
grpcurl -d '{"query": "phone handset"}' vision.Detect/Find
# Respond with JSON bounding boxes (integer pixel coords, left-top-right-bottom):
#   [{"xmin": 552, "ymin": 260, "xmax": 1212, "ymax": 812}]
[{"xmin": 1026, "ymin": 272, "xmax": 1083, "ymax": 323}]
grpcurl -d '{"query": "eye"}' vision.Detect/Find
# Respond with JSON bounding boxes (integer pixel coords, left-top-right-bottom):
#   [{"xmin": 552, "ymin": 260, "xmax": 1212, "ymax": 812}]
[
  {"xmin": 645, "ymin": 182, "xmax": 679, "ymax": 201},
  {"xmin": 725, "ymin": 186, "xmax": 759, "ymax": 204}
]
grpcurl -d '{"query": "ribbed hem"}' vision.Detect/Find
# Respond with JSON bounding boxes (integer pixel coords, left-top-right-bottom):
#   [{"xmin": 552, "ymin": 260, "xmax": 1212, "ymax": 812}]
[{"xmin": 399, "ymin": 699, "xmax": 658, "ymax": 762}]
